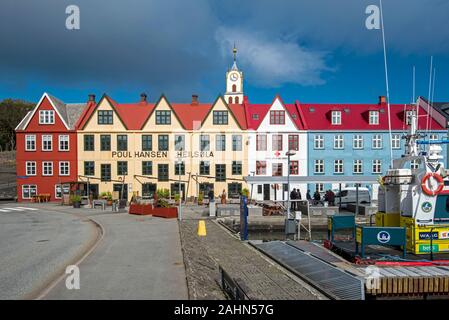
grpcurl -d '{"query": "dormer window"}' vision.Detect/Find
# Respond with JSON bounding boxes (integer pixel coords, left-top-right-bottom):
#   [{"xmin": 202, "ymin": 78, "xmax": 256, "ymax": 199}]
[
  {"xmin": 252, "ymin": 114, "xmax": 259, "ymax": 120},
  {"xmin": 39, "ymin": 110, "xmax": 55, "ymax": 124},
  {"xmin": 369, "ymin": 111, "xmax": 379, "ymax": 125},
  {"xmin": 213, "ymin": 111, "xmax": 228, "ymax": 125},
  {"xmin": 331, "ymin": 111, "xmax": 341, "ymax": 125}
]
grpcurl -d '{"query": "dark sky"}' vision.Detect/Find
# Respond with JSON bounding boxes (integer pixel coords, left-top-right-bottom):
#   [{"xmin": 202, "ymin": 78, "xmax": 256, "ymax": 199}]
[{"xmin": 1, "ymin": 0, "xmax": 449, "ymax": 104}]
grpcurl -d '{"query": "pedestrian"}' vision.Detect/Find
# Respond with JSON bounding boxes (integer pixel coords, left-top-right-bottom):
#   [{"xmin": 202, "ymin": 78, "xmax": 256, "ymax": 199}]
[
  {"xmin": 296, "ymin": 189, "xmax": 302, "ymax": 210},
  {"xmin": 328, "ymin": 190, "xmax": 335, "ymax": 206},
  {"xmin": 306, "ymin": 189, "xmax": 311, "ymax": 201},
  {"xmin": 208, "ymin": 189, "xmax": 214, "ymax": 203},
  {"xmin": 290, "ymin": 188, "xmax": 297, "ymax": 211},
  {"xmin": 313, "ymin": 190, "xmax": 321, "ymax": 205},
  {"xmin": 221, "ymin": 189, "xmax": 227, "ymax": 204}
]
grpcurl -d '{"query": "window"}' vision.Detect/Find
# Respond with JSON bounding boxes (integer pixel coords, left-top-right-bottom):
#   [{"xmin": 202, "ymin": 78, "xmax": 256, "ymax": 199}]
[
  {"xmin": 175, "ymin": 135, "xmax": 185, "ymax": 151},
  {"xmin": 331, "ymin": 111, "xmax": 341, "ymax": 125},
  {"xmin": 334, "ymin": 160, "xmax": 343, "ymax": 174},
  {"xmin": 100, "ymin": 135, "xmax": 111, "ymax": 151},
  {"xmin": 59, "ymin": 135, "xmax": 69, "ymax": 151},
  {"xmin": 98, "ymin": 110, "xmax": 113, "ymax": 124},
  {"xmin": 216, "ymin": 135, "xmax": 226, "ymax": 151},
  {"xmin": 372, "ymin": 134, "xmax": 382, "ymax": 149},
  {"xmin": 334, "ymin": 135, "xmax": 344, "ymax": 149},
  {"xmin": 353, "ymin": 160, "xmax": 363, "ymax": 174},
  {"xmin": 158, "ymin": 164, "xmax": 169, "ymax": 181},
  {"xmin": 256, "ymin": 161, "xmax": 266, "ymax": 175},
  {"xmin": 175, "ymin": 161, "xmax": 185, "ymax": 175},
  {"xmin": 257, "ymin": 185, "xmax": 262, "ymax": 194},
  {"xmin": 290, "ymin": 161, "xmax": 299, "ymax": 175},
  {"xmin": 430, "ymin": 134, "xmax": 439, "ymax": 141},
  {"xmin": 155, "ymin": 110, "xmax": 171, "ymax": 125},
  {"xmin": 26, "ymin": 161, "xmax": 36, "ymax": 176},
  {"xmin": 25, "ymin": 135, "xmax": 36, "ymax": 151},
  {"xmin": 200, "ymin": 135, "xmax": 210, "ymax": 151},
  {"xmin": 228, "ymin": 183, "xmax": 242, "ymax": 198},
  {"xmin": 411, "ymin": 159, "xmax": 420, "ymax": 170},
  {"xmin": 372, "ymin": 160, "xmax": 382, "ymax": 174},
  {"xmin": 199, "ymin": 161, "xmax": 210, "ymax": 175},
  {"xmin": 39, "ymin": 110, "xmax": 55, "ymax": 124},
  {"xmin": 256, "ymin": 134, "xmax": 267, "ymax": 151},
  {"xmin": 270, "ymin": 110, "xmax": 285, "ymax": 124},
  {"xmin": 142, "ymin": 161, "xmax": 153, "ymax": 175},
  {"xmin": 314, "ymin": 160, "xmax": 324, "ymax": 174},
  {"xmin": 101, "ymin": 164, "xmax": 111, "ymax": 181},
  {"xmin": 59, "ymin": 161, "xmax": 70, "ymax": 176},
  {"xmin": 142, "ymin": 135, "xmax": 152, "ymax": 151},
  {"xmin": 288, "ymin": 135, "xmax": 299, "ymax": 151},
  {"xmin": 392, "ymin": 134, "xmax": 401, "ymax": 149},
  {"xmin": 158, "ymin": 135, "xmax": 169, "ymax": 151},
  {"xmin": 232, "ymin": 161, "xmax": 242, "ymax": 175},
  {"xmin": 42, "ymin": 135, "xmax": 52, "ymax": 151},
  {"xmin": 272, "ymin": 163, "xmax": 283, "ymax": 176},
  {"xmin": 117, "ymin": 135, "xmax": 128, "ymax": 151},
  {"xmin": 213, "ymin": 111, "xmax": 228, "ymax": 125},
  {"xmin": 117, "ymin": 161, "xmax": 128, "ymax": 175},
  {"xmin": 232, "ymin": 135, "xmax": 242, "ymax": 151},
  {"xmin": 215, "ymin": 164, "xmax": 226, "ymax": 181},
  {"xmin": 42, "ymin": 162, "xmax": 53, "ymax": 176},
  {"xmin": 55, "ymin": 184, "xmax": 69, "ymax": 199},
  {"xmin": 22, "ymin": 185, "xmax": 37, "ymax": 199},
  {"xmin": 84, "ymin": 161, "xmax": 95, "ymax": 176},
  {"xmin": 84, "ymin": 135, "xmax": 94, "ymax": 151},
  {"xmin": 314, "ymin": 135, "xmax": 324, "ymax": 149},
  {"xmin": 369, "ymin": 111, "xmax": 379, "ymax": 125},
  {"xmin": 272, "ymin": 134, "xmax": 283, "ymax": 151},
  {"xmin": 353, "ymin": 135, "xmax": 363, "ymax": 149},
  {"xmin": 316, "ymin": 183, "xmax": 324, "ymax": 193}
]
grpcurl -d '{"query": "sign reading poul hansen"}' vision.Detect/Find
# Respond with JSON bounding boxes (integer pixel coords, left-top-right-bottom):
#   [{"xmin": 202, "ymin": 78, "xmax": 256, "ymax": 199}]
[{"xmin": 111, "ymin": 151, "xmax": 215, "ymax": 158}]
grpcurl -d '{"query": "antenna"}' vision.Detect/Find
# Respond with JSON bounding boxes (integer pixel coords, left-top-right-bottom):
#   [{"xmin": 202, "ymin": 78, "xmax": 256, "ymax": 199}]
[
  {"xmin": 412, "ymin": 66, "xmax": 415, "ymax": 104},
  {"xmin": 429, "ymin": 67, "xmax": 436, "ymax": 133},
  {"xmin": 426, "ymin": 56, "xmax": 433, "ymax": 133},
  {"xmin": 379, "ymin": 0, "xmax": 394, "ymax": 169}
]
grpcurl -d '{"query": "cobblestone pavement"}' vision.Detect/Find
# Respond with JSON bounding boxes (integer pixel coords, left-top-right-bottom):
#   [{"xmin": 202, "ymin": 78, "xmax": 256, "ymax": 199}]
[{"xmin": 179, "ymin": 217, "xmax": 325, "ymax": 300}]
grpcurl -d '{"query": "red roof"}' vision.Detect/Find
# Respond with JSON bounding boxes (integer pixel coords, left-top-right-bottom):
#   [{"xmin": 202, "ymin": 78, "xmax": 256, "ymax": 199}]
[
  {"xmin": 171, "ymin": 103, "xmax": 212, "ymax": 130},
  {"xmin": 228, "ymin": 103, "xmax": 248, "ymax": 129},
  {"xmin": 300, "ymin": 102, "xmax": 446, "ymax": 130},
  {"xmin": 114, "ymin": 102, "xmax": 154, "ymax": 130}
]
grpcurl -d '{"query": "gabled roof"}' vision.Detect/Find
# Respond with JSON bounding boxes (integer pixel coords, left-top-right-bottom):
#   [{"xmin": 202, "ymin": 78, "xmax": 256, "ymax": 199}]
[
  {"xmin": 200, "ymin": 96, "xmax": 247, "ymax": 130},
  {"xmin": 243, "ymin": 95, "xmax": 307, "ymax": 130},
  {"xmin": 170, "ymin": 102, "xmax": 211, "ymax": 130},
  {"xmin": 16, "ymin": 93, "xmax": 88, "ymax": 131}
]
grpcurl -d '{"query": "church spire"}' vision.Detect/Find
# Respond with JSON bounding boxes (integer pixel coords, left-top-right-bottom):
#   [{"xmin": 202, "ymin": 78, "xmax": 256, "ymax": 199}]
[{"xmin": 231, "ymin": 43, "xmax": 238, "ymax": 71}]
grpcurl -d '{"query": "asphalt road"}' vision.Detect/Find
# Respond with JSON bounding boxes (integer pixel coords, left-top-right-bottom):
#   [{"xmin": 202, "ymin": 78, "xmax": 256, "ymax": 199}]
[
  {"xmin": 44, "ymin": 211, "xmax": 188, "ymax": 300},
  {"xmin": 0, "ymin": 203, "xmax": 97, "ymax": 299}
]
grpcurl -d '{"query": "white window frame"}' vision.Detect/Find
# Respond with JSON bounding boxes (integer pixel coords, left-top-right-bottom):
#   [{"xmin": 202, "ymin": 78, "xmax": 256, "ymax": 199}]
[
  {"xmin": 392, "ymin": 134, "xmax": 401, "ymax": 149},
  {"xmin": 430, "ymin": 134, "xmax": 438, "ymax": 141},
  {"xmin": 26, "ymin": 161, "xmax": 36, "ymax": 176},
  {"xmin": 59, "ymin": 135, "xmax": 70, "ymax": 151},
  {"xmin": 316, "ymin": 183, "xmax": 324, "ymax": 193},
  {"xmin": 55, "ymin": 184, "xmax": 62, "ymax": 199},
  {"xmin": 59, "ymin": 161, "xmax": 70, "ymax": 176},
  {"xmin": 42, "ymin": 135, "xmax": 53, "ymax": 151},
  {"xmin": 372, "ymin": 134, "xmax": 383, "ymax": 149},
  {"xmin": 25, "ymin": 135, "xmax": 36, "ymax": 151},
  {"xmin": 42, "ymin": 161, "xmax": 53, "ymax": 176},
  {"xmin": 353, "ymin": 134, "xmax": 363, "ymax": 149},
  {"xmin": 411, "ymin": 159, "xmax": 420, "ymax": 170},
  {"xmin": 22, "ymin": 184, "xmax": 37, "ymax": 199},
  {"xmin": 372, "ymin": 159, "xmax": 382, "ymax": 174},
  {"xmin": 331, "ymin": 111, "xmax": 341, "ymax": 125},
  {"xmin": 353, "ymin": 160, "xmax": 363, "ymax": 174},
  {"xmin": 334, "ymin": 159, "xmax": 343, "ymax": 174},
  {"xmin": 314, "ymin": 159, "xmax": 324, "ymax": 174},
  {"xmin": 314, "ymin": 135, "xmax": 324, "ymax": 149},
  {"xmin": 39, "ymin": 110, "xmax": 55, "ymax": 124},
  {"xmin": 369, "ymin": 111, "xmax": 379, "ymax": 125},
  {"xmin": 333, "ymin": 135, "xmax": 344, "ymax": 149}
]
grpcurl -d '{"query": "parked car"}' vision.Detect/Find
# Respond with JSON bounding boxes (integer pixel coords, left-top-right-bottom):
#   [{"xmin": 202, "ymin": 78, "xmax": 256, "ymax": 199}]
[{"xmin": 334, "ymin": 187, "xmax": 371, "ymax": 207}]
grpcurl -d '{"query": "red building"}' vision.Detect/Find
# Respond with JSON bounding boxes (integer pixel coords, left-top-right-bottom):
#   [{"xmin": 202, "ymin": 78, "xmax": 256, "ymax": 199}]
[{"xmin": 15, "ymin": 93, "xmax": 91, "ymax": 201}]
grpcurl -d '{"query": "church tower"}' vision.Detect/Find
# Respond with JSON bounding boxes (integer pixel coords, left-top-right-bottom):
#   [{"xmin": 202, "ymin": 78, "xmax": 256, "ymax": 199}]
[{"xmin": 224, "ymin": 45, "xmax": 244, "ymax": 104}]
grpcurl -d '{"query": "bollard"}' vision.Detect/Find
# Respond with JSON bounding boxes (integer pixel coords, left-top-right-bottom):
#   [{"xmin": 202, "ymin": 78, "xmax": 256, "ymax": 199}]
[{"xmin": 197, "ymin": 220, "xmax": 207, "ymax": 237}]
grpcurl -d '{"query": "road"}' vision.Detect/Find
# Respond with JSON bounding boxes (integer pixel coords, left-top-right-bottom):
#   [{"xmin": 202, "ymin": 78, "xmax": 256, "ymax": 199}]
[
  {"xmin": 0, "ymin": 203, "xmax": 98, "ymax": 299},
  {"xmin": 0, "ymin": 203, "xmax": 188, "ymax": 300}
]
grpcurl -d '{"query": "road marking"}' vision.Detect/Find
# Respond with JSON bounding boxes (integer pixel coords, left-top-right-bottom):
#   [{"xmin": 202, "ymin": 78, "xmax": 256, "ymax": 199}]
[
  {"xmin": 2, "ymin": 207, "xmax": 25, "ymax": 211},
  {"xmin": 0, "ymin": 209, "xmax": 11, "ymax": 212},
  {"xmin": 15, "ymin": 207, "xmax": 39, "ymax": 211}
]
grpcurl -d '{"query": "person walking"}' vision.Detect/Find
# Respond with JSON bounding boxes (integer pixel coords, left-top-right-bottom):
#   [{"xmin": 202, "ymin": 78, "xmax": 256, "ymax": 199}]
[
  {"xmin": 290, "ymin": 188, "xmax": 297, "ymax": 211},
  {"xmin": 313, "ymin": 190, "xmax": 321, "ymax": 205},
  {"xmin": 296, "ymin": 189, "xmax": 302, "ymax": 211},
  {"xmin": 328, "ymin": 190, "xmax": 335, "ymax": 206},
  {"xmin": 306, "ymin": 189, "xmax": 311, "ymax": 202},
  {"xmin": 208, "ymin": 189, "xmax": 214, "ymax": 203},
  {"xmin": 221, "ymin": 189, "xmax": 227, "ymax": 205}
]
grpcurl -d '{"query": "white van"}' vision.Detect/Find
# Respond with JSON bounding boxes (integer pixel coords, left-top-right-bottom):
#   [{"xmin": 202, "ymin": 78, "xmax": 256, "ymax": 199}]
[{"xmin": 334, "ymin": 187, "xmax": 371, "ymax": 207}]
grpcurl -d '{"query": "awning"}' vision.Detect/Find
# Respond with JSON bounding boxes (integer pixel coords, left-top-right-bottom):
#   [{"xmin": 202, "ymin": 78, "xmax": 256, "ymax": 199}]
[{"xmin": 243, "ymin": 175, "xmax": 380, "ymax": 184}]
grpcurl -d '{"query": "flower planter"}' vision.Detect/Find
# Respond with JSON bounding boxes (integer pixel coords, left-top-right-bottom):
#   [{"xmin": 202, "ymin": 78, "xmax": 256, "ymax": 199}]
[
  {"xmin": 129, "ymin": 203, "xmax": 153, "ymax": 215},
  {"xmin": 151, "ymin": 207, "xmax": 178, "ymax": 219},
  {"xmin": 73, "ymin": 201, "xmax": 81, "ymax": 208}
]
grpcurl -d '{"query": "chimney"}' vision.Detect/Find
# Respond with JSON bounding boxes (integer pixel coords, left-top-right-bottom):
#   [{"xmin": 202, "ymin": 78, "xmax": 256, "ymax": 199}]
[
  {"xmin": 140, "ymin": 93, "xmax": 147, "ymax": 102},
  {"xmin": 88, "ymin": 94, "xmax": 96, "ymax": 102},
  {"xmin": 379, "ymin": 95, "xmax": 386, "ymax": 104},
  {"xmin": 191, "ymin": 94, "xmax": 198, "ymax": 105}
]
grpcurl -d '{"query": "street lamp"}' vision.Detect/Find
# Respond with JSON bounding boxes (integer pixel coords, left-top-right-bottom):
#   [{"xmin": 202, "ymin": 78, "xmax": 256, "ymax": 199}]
[
  {"xmin": 177, "ymin": 148, "xmax": 183, "ymax": 221},
  {"xmin": 286, "ymin": 150, "xmax": 296, "ymax": 220}
]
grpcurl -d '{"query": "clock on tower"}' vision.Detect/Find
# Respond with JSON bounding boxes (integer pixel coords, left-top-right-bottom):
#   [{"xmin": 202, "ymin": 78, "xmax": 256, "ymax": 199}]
[{"xmin": 224, "ymin": 45, "xmax": 244, "ymax": 104}]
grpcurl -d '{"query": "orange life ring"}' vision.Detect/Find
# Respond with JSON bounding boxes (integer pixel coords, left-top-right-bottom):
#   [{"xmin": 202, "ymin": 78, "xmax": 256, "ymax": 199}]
[{"xmin": 421, "ymin": 172, "xmax": 444, "ymax": 196}]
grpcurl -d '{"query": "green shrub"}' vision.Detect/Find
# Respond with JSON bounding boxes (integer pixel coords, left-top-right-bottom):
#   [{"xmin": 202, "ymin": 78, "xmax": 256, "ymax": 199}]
[{"xmin": 70, "ymin": 195, "xmax": 81, "ymax": 202}]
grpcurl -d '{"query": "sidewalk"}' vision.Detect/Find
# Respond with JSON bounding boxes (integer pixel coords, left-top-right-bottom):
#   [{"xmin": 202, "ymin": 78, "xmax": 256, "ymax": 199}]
[{"xmin": 44, "ymin": 210, "xmax": 188, "ymax": 299}]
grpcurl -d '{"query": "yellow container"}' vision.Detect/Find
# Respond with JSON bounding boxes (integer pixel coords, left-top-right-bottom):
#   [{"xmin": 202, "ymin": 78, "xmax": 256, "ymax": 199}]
[
  {"xmin": 375, "ymin": 212, "xmax": 400, "ymax": 227},
  {"xmin": 400, "ymin": 217, "xmax": 449, "ymax": 254}
]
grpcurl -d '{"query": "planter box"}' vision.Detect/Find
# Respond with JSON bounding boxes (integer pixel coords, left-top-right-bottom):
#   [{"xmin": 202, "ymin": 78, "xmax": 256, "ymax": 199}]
[
  {"xmin": 152, "ymin": 207, "xmax": 178, "ymax": 219},
  {"xmin": 129, "ymin": 204, "xmax": 153, "ymax": 215}
]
